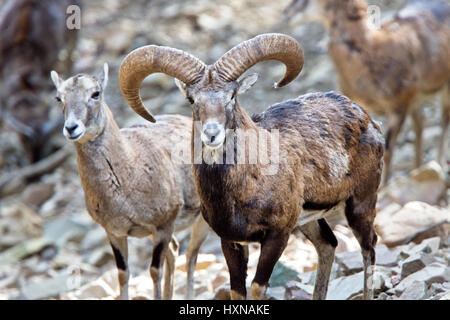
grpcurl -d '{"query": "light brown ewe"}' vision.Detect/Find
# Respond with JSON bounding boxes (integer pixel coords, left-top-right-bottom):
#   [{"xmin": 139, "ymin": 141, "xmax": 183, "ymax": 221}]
[{"xmin": 51, "ymin": 64, "xmax": 209, "ymax": 300}]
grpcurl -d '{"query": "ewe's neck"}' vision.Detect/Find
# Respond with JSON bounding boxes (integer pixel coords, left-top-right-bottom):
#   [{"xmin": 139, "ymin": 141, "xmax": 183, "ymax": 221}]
[{"xmin": 75, "ymin": 103, "xmax": 126, "ymax": 164}]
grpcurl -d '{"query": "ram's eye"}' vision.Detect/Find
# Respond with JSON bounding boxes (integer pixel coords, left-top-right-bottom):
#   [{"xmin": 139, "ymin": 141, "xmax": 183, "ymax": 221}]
[
  {"xmin": 55, "ymin": 96, "xmax": 62, "ymax": 103},
  {"xmin": 91, "ymin": 91, "xmax": 100, "ymax": 100},
  {"xmin": 187, "ymin": 97, "xmax": 194, "ymax": 104}
]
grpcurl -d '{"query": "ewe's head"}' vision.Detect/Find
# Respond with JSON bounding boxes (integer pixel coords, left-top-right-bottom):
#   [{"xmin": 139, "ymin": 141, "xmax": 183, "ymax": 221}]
[
  {"xmin": 119, "ymin": 34, "xmax": 303, "ymax": 149},
  {"xmin": 284, "ymin": 0, "xmax": 368, "ymax": 26},
  {"xmin": 50, "ymin": 63, "xmax": 108, "ymax": 144}
]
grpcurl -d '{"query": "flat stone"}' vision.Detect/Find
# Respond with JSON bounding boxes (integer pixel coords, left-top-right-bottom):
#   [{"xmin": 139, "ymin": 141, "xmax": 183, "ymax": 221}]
[
  {"xmin": 284, "ymin": 281, "xmax": 313, "ymax": 300},
  {"xmin": 335, "ymin": 250, "xmax": 364, "ymax": 276},
  {"xmin": 398, "ymin": 281, "xmax": 427, "ymax": 300},
  {"xmin": 394, "ymin": 262, "xmax": 450, "ymax": 295},
  {"xmin": 327, "ymin": 272, "xmax": 364, "ymax": 300},
  {"xmin": 269, "ymin": 261, "xmax": 299, "ymax": 287},
  {"xmin": 375, "ymin": 201, "xmax": 450, "ymax": 247},
  {"xmin": 400, "ymin": 253, "xmax": 434, "ymax": 279},
  {"xmin": 377, "ymin": 161, "xmax": 446, "ymax": 208},
  {"xmin": 22, "ymin": 273, "xmax": 70, "ymax": 300}
]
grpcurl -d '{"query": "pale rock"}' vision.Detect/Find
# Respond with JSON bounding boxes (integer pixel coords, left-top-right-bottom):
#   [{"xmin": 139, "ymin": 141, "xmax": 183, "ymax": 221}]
[
  {"xmin": 375, "ymin": 201, "xmax": 450, "ymax": 247},
  {"xmin": 284, "ymin": 281, "xmax": 313, "ymax": 300},
  {"xmin": 266, "ymin": 286, "xmax": 285, "ymax": 300},
  {"xmin": 43, "ymin": 214, "xmax": 89, "ymax": 248},
  {"xmin": 327, "ymin": 272, "xmax": 364, "ymax": 300},
  {"xmin": 398, "ymin": 281, "xmax": 427, "ymax": 300},
  {"xmin": 87, "ymin": 247, "xmax": 113, "ymax": 268},
  {"xmin": 81, "ymin": 227, "xmax": 107, "ymax": 251},
  {"xmin": 378, "ymin": 161, "xmax": 446, "ymax": 208},
  {"xmin": 400, "ymin": 253, "xmax": 434, "ymax": 279},
  {"xmin": 0, "ymin": 238, "xmax": 51, "ymax": 265},
  {"xmin": 394, "ymin": 262, "xmax": 450, "ymax": 295},
  {"xmin": 22, "ymin": 273, "xmax": 70, "ymax": 299}
]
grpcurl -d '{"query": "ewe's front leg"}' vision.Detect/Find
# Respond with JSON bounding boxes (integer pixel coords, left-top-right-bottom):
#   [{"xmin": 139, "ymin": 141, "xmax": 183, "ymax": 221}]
[
  {"xmin": 251, "ymin": 231, "xmax": 289, "ymax": 300},
  {"xmin": 150, "ymin": 225, "xmax": 174, "ymax": 300},
  {"xmin": 186, "ymin": 215, "xmax": 210, "ymax": 299},
  {"xmin": 221, "ymin": 239, "xmax": 249, "ymax": 300},
  {"xmin": 108, "ymin": 234, "xmax": 129, "ymax": 300}
]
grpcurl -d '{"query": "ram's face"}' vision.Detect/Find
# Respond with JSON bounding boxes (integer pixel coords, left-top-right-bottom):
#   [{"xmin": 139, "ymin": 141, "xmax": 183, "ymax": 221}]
[{"xmin": 175, "ymin": 70, "xmax": 258, "ymax": 150}]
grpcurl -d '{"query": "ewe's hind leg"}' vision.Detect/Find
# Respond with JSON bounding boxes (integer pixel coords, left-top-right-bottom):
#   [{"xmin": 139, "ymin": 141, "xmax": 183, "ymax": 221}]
[
  {"xmin": 163, "ymin": 236, "xmax": 179, "ymax": 300},
  {"xmin": 186, "ymin": 215, "xmax": 210, "ymax": 299},
  {"xmin": 108, "ymin": 234, "xmax": 129, "ymax": 300},
  {"xmin": 439, "ymin": 86, "xmax": 450, "ymax": 169},
  {"xmin": 411, "ymin": 107, "xmax": 424, "ymax": 169},
  {"xmin": 384, "ymin": 108, "xmax": 408, "ymax": 183},
  {"xmin": 221, "ymin": 240, "xmax": 249, "ymax": 300},
  {"xmin": 298, "ymin": 219, "xmax": 337, "ymax": 300},
  {"xmin": 150, "ymin": 225, "xmax": 174, "ymax": 300},
  {"xmin": 344, "ymin": 195, "xmax": 378, "ymax": 300}
]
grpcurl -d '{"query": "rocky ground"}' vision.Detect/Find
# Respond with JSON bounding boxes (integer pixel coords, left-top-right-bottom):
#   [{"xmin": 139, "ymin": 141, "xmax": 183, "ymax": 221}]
[{"xmin": 0, "ymin": 0, "xmax": 448, "ymax": 300}]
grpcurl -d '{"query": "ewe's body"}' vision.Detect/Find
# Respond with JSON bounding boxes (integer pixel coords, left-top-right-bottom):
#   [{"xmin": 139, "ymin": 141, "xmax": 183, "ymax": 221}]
[
  {"xmin": 119, "ymin": 33, "xmax": 384, "ymax": 300},
  {"xmin": 51, "ymin": 65, "xmax": 208, "ymax": 300},
  {"xmin": 286, "ymin": 0, "xmax": 450, "ymax": 181}
]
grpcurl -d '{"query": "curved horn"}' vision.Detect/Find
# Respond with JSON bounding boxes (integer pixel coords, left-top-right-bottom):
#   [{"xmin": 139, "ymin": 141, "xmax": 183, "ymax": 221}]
[
  {"xmin": 119, "ymin": 45, "xmax": 206, "ymax": 122},
  {"xmin": 214, "ymin": 33, "xmax": 304, "ymax": 88}
]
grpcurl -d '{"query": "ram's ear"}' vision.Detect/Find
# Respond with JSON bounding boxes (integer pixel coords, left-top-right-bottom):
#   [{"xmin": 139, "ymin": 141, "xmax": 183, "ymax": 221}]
[
  {"xmin": 237, "ymin": 73, "xmax": 258, "ymax": 95},
  {"xmin": 50, "ymin": 71, "xmax": 63, "ymax": 89},
  {"xmin": 174, "ymin": 78, "xmax": 188, "ymax": 97}
]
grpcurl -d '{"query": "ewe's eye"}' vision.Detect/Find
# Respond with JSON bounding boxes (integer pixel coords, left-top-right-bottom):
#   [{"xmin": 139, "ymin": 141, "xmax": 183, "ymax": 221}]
[
  {"xmin": 55, "ymin": 96, "xmax": 62, "ymax": 103},
  {"xmin": 91, "ymin": 91, "xmax": 100, "ymax": 100},
  {"xmin": 187, "ymin": 97, "xmax": 194, "ymax": 105}
]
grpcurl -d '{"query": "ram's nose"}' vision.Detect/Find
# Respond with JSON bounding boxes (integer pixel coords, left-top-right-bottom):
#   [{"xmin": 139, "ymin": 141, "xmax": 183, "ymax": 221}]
[{"xmin": 203, "ymin": 123, "xmax": 220, "ymax": 141}]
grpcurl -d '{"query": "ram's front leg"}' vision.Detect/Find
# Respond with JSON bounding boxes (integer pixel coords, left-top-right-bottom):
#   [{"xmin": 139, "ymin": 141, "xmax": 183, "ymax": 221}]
[
  {"xmin": 251, "ymin": 231, "xmax": 289, "ymax": 300},
  {"xmin": 108, "ymin": 233, "xmax": 129, "ymax": 300},
  {"xmin": 221, "ymin": 239, "xmax": 249, "ymax": 300}
]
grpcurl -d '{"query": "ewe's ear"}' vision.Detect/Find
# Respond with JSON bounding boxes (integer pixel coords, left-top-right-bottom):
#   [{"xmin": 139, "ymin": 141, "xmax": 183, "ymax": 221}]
[
  {"xmin": 174, "ymin": 78, "xmax": 188, "ymax": 97},
  {"xmin": 50, "ymin": 71, "xmax": 62, "ymax": 89},
  {"xmin": 99, "ymin": 63, "xmax": 109, "ymax": 91},
  {"xmin": 237, "ymin": 73, "xmax": 258, "ymax": 95}
]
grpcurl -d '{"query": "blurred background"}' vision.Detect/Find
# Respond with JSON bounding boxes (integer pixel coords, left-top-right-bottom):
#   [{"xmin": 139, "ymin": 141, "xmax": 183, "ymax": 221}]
[{"xmin": 0, "ymin": 0, "xmax": 448, "ymax": 300}]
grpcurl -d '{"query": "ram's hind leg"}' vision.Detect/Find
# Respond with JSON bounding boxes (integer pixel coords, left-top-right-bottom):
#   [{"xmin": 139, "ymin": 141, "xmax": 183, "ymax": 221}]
[
  {"xmin": 344, "ymin": 195, "xmax": 378, "ymax": 300},
  {"xmin": 298, "ymin": 219, "xmax": 337, "ymax": 300}
]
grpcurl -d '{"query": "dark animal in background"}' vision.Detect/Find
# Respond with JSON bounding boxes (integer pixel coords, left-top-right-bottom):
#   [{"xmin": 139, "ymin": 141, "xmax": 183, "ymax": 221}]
[
  {"xmin": 0, "ymin": 0, "xmax": 80, "ymax": 163},
  {"xmin": 285, "ymin": 0, "xmax": 450, "ymax": 182},
  {"xmin": 119, "ymin": 33, "xmax": 384, "ymax": 300}
]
